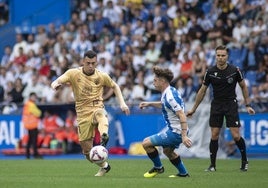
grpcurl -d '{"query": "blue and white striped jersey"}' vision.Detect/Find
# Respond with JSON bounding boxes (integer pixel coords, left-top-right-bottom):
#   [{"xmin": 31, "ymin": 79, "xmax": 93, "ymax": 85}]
[{"xmin": 161, "ymin": 86, "xmax": 185, "ymax": 134}]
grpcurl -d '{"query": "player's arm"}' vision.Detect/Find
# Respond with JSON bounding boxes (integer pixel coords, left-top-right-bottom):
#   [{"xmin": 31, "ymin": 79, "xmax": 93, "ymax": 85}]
[
  {"xmin": 51, "ymin": 72, "xmax": 69, "ymax": 91},
  {"xmin": 238, "ymin": 79, "xmax": 255, "ymax": 115},
  {"xmin": 187, "ymin": 84, "xmax": 208, "ymax": 117},
  {"xmin": 111, "ymin": 81, "xmax": 130, "ymax": 115},
  {"xmin": 176, "ymin": 110, "xmax": 192, "ymax": 148},
  {"xmin": 139, "ymin": 101, "xmax": 162, "ymax": 109}
]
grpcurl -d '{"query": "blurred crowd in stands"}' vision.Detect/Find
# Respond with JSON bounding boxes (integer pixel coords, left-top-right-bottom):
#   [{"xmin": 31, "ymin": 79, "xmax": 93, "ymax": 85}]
[{"xmin": 0, "ymin": 0, "xmax": 268, "ymax": 114}]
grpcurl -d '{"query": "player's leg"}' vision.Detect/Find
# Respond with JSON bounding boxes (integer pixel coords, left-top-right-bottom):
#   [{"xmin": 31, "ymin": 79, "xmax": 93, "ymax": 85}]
[
  {"xmin": 206, "ymin": 127, "xmax": 221, "ymax": 171},
  {"xmin": 226, "ymin": 100, "xmax": 248, "ymax": 171},
  {"xmin": 207, "ymin": 101, "xmax": 224, "ymax": 171},
  {"xmin": 93, "ymin": 109, "xmax": 109, "ymax": 147},
  {"xmin": 229, "ymin": 127, "xmax": 248, "ymax": 171},
  {"xmin": 80, "ymin": 139, "xmax": 111, "ymax": 177},
  {"xmin": 32, "ymin": 128, "xmax": 42, "ymax": 159},
  {"xmin": 79, "ymin": 118, "xmax": 111, "ymax": 177},
  {"xmin": 142, "ymin": 134, "xmax": 165, "ymax": 178},
  {"xmin": 163, "ymin": 147, "xmax": 190, "ymax": 177},
  {"xmin": 26, "ymin": 130, "xmax": 31, "ymax": 159},
  {"xmin": 80, "ymin": 138, "xmax": 94, "ymax": 162}
]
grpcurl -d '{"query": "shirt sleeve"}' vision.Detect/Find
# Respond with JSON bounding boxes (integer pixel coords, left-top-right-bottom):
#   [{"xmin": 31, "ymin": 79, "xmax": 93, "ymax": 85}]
[
  {"xmin": 236, "ymin": 67, "xmax": 244, "ymax": 82},
  {"xmin": 102, "ymin": 72, "xmax": 115, "ymax": 87},
  {"xmin": 203, "ymin": 70, "xmax": 210, "ymax": 86}
]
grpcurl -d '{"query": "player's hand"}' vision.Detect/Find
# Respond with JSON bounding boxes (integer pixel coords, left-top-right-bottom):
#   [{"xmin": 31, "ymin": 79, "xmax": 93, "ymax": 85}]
[
  {"xmin": 247, "ymin": 106, "xmax": 255, "ymax": 115},
  {"xmin": 182, "ymin": 136, "xmax": 192, "ymax": 148},
  {"xmin": 186, "ymin": 109, "xmax": 195, "ymax": 117},
  {"xmin": 121, "ymin": 104, "xmax": 130, "ymax": 115}
]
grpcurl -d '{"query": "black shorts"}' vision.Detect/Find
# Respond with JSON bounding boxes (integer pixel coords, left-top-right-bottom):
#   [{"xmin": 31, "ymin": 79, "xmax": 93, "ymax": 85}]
[{"xmin": 209, "ymin": 99, "xmax": 241, "ymax": 128}]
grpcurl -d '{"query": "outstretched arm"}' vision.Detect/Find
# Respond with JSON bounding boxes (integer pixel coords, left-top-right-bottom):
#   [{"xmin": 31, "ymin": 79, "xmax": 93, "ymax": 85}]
[
  {"xmin": 139, "ymin": 101, "xmax": 162, "ymax": 109},
  {"xmin": 51, "ymin": 79, "xmax": 62, "ymax": 90},
  {"xmin": 186, "ymin": 84, "xmax": 208, "ymax": 117},
  {"xmin": 51, "ymin": 72, "xmax": 69, "ymax": 91}
]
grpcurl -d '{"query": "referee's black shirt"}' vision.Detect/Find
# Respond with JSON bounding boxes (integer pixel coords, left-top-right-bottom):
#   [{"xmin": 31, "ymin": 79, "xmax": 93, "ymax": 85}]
[{"xmin": 203, "ymin": 64, "xmax": 243, "ymax": 101}]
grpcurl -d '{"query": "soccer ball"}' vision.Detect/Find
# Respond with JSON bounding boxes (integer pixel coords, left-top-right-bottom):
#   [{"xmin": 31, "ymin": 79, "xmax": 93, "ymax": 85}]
[{"xmin": 89, "ymin": 145, "xmax": 108, "ymax": 164}]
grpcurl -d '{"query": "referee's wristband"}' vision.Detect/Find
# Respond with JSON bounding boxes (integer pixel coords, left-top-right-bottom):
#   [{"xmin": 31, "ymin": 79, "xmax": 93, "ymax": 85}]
[{"xmin": 245, "ymin": 104, "xmax": 251, "ymax": 107}]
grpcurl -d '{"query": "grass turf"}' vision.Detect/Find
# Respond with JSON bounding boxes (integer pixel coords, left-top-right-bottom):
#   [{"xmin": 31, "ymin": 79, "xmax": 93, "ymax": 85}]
[{"xmin": 0, "ymin": 158, "xmax": 267, "ymax": 188}]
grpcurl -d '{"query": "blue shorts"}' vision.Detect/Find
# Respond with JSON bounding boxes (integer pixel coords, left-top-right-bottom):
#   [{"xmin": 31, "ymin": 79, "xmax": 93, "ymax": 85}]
[{"xmin": 149, "ymin": 129, "xmax": 182, "ymax": 149}]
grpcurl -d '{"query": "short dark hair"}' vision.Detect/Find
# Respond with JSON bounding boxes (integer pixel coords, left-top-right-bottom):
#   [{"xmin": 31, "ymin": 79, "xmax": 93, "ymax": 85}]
[
  {"xmin": 153, "ymin": 66, "xmax": 174, "ymax": 83},
  {"xmin": 215, "ymin": 45, "xmax": 229, "ymax": 53},
  {"xmin": 29, "ymin": 92, "xmax": 37, "ymax": 97},
  {"xmin": 84, "ymin": 50, "xmax": 97, "ymax": 58}
]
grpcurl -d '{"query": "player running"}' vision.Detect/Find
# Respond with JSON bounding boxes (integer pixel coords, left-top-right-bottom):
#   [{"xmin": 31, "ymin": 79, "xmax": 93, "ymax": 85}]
[
  {"xmin": 139, "ymin": 66, "xmax": 192, "ymax": 178},
  {"xmin": 51, "ymin": 50, "xmax": 130, "ymax": 176}
]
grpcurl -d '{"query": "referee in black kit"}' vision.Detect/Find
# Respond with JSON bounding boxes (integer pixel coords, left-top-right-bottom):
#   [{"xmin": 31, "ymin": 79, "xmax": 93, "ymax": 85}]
[{"xmin": 187, "ymin": 45, "xmax": 255, "ymax": 172}]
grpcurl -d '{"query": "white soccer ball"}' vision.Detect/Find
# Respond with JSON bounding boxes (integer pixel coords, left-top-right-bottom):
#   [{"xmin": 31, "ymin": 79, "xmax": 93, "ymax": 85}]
[{"xmin": 89, "ymin": 145, "xmax": 108, "ymax": 164}]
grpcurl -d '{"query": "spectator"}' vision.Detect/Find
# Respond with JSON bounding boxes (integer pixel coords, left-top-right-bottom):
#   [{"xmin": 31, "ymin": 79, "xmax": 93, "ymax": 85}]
[
  {"xmin": 0, "ymin": 66, "xmax": 13, "ymax": 91},
  {"xmin": 160, "ymin": 32, "xmax": 176, "ymax": 62},
  {"xmin": 1, "ymin": 45, "xmax": 12, "ymax": 67},
  {"xmin": 191, "ymin": 53, "xmax": 206, "ymax": 87},
  {"xmin": 187, "ymin": 14, "xmax": 206, "ymax": 43},
  {"xmin": 249, "ymin": 85, "xmax": 266, "ymax": 112},
  {"xmin": 39, "ymin": 110, "xmax": 65, "ymax": 148},
  {"xmin": 78, "ymin": 1, "xmax": 93, "ymax": 22},
  {"xmin": 13, "ymin": 47, "xmax": 28, "ymax": 67},
  {"xmin": 25, "ymin": 34, "xmax": 41, "ymax": 55},
  {"xmin": 132, "ymin": 47, "xmax": 146, "ymax": 72},
  {"xmin": 180, "ymin": 51, "xmax": 193, "ymax": 81},
  {"xmin": 10, "ymin": 34, "xmax": 27, "ymax": 62},
  {"xmin": 94, "ymin": 9, "xmax": 112, "ymax": 38},
  {"xmin": 130, "ymin": 71, "xmax": 151, "ymax": 103},
  {"xmin": 182, "ymin": 76, "xmax": 197, "ymax": 102},
  {"xmin": 8, "ymin": 78, "xmax": 25, "ymax": 104},
  {"xmin": 168, "ymin": 54, "xmax": 182, "ymax": 83},
  {"xmin": 35, "ymin": 26, "xmax": 48, "ymax": 47},
  {"xmin": 97, "ymin": 57, "xmax": 113, "ymax": 75},
  {"xmin": 145, "ymin": 41, "xmax": 161, "ymax": 69},
  {"xmin": 71, "ymin": 32, "xmax": 93, "ymax": 58},
  {"xmin": 22, "ymin": 74, "xmax": 43, "ymax": 102},
  {"xmin": 251, "ymin": 17, "xmax": 267, "ymax": 44},
  {"xmin": 243, "ymin": 39, "xmax": 261, "ymax": 73},
  {"xmin": 25, "ymin": 49, "xmax": 41, "ymax": 71},
  {"xmin": 64, "ymin": 110, "xmax": 79, "ymax": 153},
  {"xmin": 102, "ymin": 0, "xmax": 122, "ymax": 27}
]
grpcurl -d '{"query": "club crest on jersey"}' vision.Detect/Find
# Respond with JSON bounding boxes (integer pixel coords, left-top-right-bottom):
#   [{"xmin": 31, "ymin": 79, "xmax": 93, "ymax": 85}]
[
  {"xmin": 227, "ymin": 77, "xmax": 234, "ymax": 84},
  {"xmin": 94, "ymin": 78, "xmax": 100, "ymax": 85},
  {"xmin": 214, "ymin": 72, "xmax": 218, "ymax": 77}
]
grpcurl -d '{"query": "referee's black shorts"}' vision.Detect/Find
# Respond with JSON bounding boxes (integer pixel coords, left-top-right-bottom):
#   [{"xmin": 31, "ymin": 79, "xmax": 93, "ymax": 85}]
[{"xmin": 209, "ymin": 99, "xmax": 241, "ymax": 128}]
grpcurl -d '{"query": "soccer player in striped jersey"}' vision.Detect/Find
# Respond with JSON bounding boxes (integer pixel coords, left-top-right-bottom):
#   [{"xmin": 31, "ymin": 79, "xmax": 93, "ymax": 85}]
[{"xmin": 139, "ymin": 66, "xmax": 192, "ymax": 178}]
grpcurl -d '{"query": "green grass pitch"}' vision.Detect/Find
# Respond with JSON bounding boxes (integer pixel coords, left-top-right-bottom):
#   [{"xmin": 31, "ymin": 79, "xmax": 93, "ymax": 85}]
[{"xmin": 0, "ymin": 158, "xmax": 267, "ymax": 188}]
